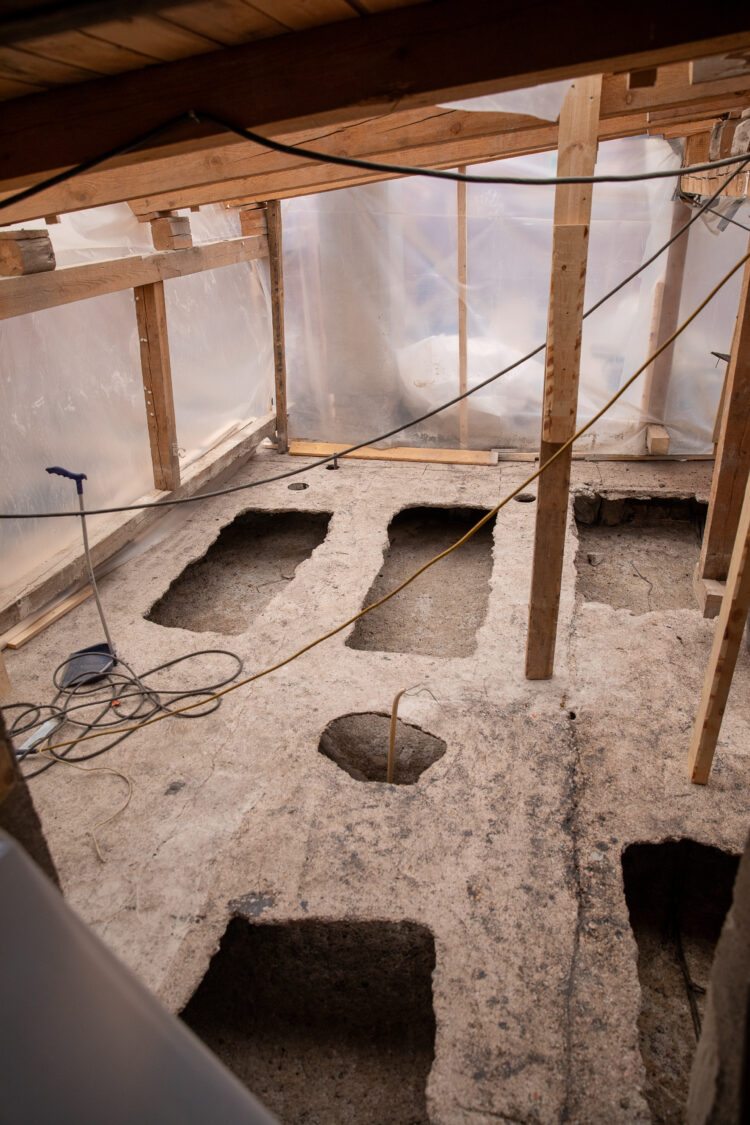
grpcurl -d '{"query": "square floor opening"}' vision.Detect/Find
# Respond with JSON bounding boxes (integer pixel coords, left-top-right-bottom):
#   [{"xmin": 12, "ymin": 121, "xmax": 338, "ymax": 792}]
[
  {"xmin": 146, "ymin": 509, "xmax": 332, "ymax": 634},
  {"xmin": 181, "ymin": 917, "xmax": 436, "ymax": 1124}
]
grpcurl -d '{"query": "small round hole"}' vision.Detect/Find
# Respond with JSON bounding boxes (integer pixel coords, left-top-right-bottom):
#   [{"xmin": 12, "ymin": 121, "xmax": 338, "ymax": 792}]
[
  {"xmin": 514, "ymin": 492, "xmax": 536, "ymax": 503},
  {"xmin": 288, "ymin": 482, "xmax": 309, "ymax": 491},
  {"xmin": 568, "ymin": 710, "xmax": 577, "ymax": 720}
]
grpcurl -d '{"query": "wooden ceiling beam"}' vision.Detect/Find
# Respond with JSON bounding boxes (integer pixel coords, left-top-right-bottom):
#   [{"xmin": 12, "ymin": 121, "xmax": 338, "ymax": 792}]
[
  {"xmin": 2, "ymin": 62, "xmax": 749, "ymax": 223},
  {"xmin": 0, "ymin": 0, "xmax": 749, "ymax": 189}
]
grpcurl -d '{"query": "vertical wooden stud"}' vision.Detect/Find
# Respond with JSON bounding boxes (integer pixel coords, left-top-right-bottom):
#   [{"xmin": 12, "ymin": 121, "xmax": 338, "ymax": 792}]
[
  {"xmin": 457, "ymin": 167, "xmax": 469, "ymax": 449},
  {"xmin": 697, "ymin": 243, "xmax": 750, "ymax": 590},
  {"xmin": 688, "ymin": 471, "xmax": 750, "ymax": 784},
  {"xmin": 525, "ymin": 75, "xmax": 602, "ymax": 680},
  {"xmin": 133, "ymin": 281, "xmax": 180, "ymax": 492},
  {"xmin": 266, "ymin": 199, "xmax": 288, "ymax": 454},
  {"xmin": 639, "ymin": 198, "xmax": 691, "ymax": 452}
]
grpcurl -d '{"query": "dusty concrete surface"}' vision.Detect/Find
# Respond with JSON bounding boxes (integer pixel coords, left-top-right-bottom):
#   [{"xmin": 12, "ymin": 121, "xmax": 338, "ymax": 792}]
[{"xmin": 5, "ymin": 451, "xmax": 750, "ymax": 1124}]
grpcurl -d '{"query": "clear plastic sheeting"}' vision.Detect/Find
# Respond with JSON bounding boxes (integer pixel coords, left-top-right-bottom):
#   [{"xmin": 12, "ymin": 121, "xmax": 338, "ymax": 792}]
[
  {"xmin": 0, "ymin": 290, "xmax": 152, "ymax": 594},
  {"xmin": 283, "ymin": 136, "xmax": 744, "ymax": 455},
  {"xmin": 1, "ymin": 203, "xmax": 273, "ymax": 596},
  {"xmin": 166, "ymin": 259, "xmax": 274, "ymax": 466},
  {"xmin": 440, "ymin": 78, "xmax": 573, "ymax": 122}
]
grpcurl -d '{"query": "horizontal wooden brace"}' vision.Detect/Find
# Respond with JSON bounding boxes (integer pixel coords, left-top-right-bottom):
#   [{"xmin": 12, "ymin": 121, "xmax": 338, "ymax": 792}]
[{"xmin": 0, "ymin": 234, "xmax": 267, "ymax": 320}]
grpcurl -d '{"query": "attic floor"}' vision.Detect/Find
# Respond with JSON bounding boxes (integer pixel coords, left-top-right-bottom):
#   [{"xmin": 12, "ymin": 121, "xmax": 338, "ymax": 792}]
[{"xmin": 6, "ymin": 449, "xmax": 750, "ymax": 1125}]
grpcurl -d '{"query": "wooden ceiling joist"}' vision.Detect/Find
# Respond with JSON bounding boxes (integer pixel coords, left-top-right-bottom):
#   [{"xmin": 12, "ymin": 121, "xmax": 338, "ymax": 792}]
[
  {"xmin": 1, "ymin": 1, "xmax": 750, "ymax": 192},
  {"xmin": 1, "ymin": 62, "xmax": 749, "ymax": 225}
]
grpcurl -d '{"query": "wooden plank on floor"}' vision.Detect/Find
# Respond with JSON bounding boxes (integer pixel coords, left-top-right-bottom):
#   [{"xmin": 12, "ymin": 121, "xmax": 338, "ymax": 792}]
[
  {"xmin": 134, "ymin": 280, "xmax": 180, "ymax": 491},
  {"xmin": 0, "ymin": 650, "xmax": 11, "ymax": 702},
  {"xmin": 697, "ymin": 243, "xmax": 750, "ymax": 590},
  {"xmin": 266, "ymin": 199, "xmax": 288, "ymax": 454},
  {"xmin": 288, "ymin": 440, "xmax": 497, "ymax": 466},
  {"xmin": 525, "ymin": 74, "xmax": 602, "ymax": 681},
  {"xmin": 688, "ymin": 470, "xmax": 750, "ymax": 784},
  {"xmin": 0, "ymin": 586, "xmax": 93, "ymax": 650}
]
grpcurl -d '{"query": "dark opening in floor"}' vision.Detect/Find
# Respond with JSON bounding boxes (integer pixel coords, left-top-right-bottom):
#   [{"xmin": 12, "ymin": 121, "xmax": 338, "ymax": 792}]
[
  {"xmin": 181, "ymin": 918, "xmax": 436, "ymax": 1125},
  {"xmin": 574, "ymin": 494, "xmax": 707, "ymax": 614},
  {"xmin": 146, "ymin": 509, "xmax": 331, "ymax": 634},
  {"xmin": 347, "ymin": 506, "xmax": 495, "ymax": 656},
  {"xmin": 622, "ymin": 840, "xmax": 739, "ymax": 1124},
  {"xmin": 319, "ymin": 712, "xmax": 446, "ymax": 784}
]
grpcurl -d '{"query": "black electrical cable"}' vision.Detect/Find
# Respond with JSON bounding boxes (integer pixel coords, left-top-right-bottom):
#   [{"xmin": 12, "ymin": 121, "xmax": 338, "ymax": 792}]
[
  {"xmin": 2, "ymin": 648, "xmax": 243, "ymax": 777},
  {"xmin": 3, "ymin": 154, "xmax": 747, "ymax": 523},
  {"xmin": 195, "ymin": 110, "xmax": 750, "ymax": 187},
  {"xmin": 3, "ymin": 106, "xmax": 749, "ymax": 218}
]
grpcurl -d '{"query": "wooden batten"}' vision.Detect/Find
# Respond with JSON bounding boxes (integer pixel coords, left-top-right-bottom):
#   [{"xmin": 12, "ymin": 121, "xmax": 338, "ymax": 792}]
[
  {"xmin": 681, "ymin": 131, "xmax": 750, "ymax": 197},
  {"xmin": 134, "ymin": 281, "xmax": 180, "ymax": 492},
  {"xmin": 0, "ymin": 229, "xmax": 55, "ymax": 276},
  {"xmin": 266, "ymin": 199, "xmax": 288, "ymax": 454},
  {"xmin": 457, "ymin": 169, "xmax": 468, "ymax": 449},
  {"xmin": 696, "ymin": 243, "xmax": 750, "ymax": 604},
  {"xmin": 640, "ymin": 198, "xmax": 690, "ymax": 443},
  {"xmin": 526, "ymin": 74, "xmax": 602, "ymax": 681},
  {"xmin": 688, "ymin": 469, "xmax": 750, "ymax": 784},
  {"xmin": 0, "ymin": 236, "xmax": 268, "ymax": 321}
]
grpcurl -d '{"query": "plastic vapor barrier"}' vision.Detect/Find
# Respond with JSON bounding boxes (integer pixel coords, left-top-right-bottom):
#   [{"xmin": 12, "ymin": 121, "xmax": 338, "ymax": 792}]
[
  {"xmin": 1, "ymin": 204, "xmax": 273, "ymax": 596},
  {"xmin": 283, "ymin": 136, "xmax": 748, "ymax": 455}
]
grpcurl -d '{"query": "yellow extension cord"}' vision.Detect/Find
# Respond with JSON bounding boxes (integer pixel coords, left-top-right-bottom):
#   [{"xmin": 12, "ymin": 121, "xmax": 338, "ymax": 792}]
[{"xmin": 36, "ymin": 248, "xmax": 750, "ymax": 759}]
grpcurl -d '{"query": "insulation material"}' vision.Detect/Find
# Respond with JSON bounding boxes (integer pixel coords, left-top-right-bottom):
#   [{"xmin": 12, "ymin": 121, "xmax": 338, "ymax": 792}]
[
  {"xmin": 1, "ymin": 204, "xmax": 273, "ymax": 595},
  {"xmin": 284, "ymin": 136, "xmax": 743, "ymax": 454}
]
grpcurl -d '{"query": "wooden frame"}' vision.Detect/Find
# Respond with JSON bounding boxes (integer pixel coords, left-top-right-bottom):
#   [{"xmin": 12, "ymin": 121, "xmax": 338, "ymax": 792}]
[
  {"xmin": 134, "ymin": 280, "xmax": 180, "ymax": 491},
  {"xmin": 0, "ymin": 234, "xmax": 267, "ymax": 320},
  {"xmin": 1, "ymin": 1, "xmax": 748, "ymax": 190},
  {"xmin": 695, "ymin": 244, "xmax": 750, "ymax": 616},
  {"xmin": 266, "ymin": 200, "xmax": 288, "ymax": 454},
  {"xmin": 525, "ymin": 75, "xmax": 602, "ymax": 681},
  {"xmin": 3, "ymin": 63, "xmax": 750, "ymax": 226},
  {"xmin": 688, "ymin": 469, "xmax": 750, "ymax": 784}
]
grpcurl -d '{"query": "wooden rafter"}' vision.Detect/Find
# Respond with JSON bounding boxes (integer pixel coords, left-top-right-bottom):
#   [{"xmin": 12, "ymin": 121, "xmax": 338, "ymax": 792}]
[
  {"xmin": 2, "ymin": 62, "xmax": 749, "ymax": 224},
  {"xmin": 0, "ymin": 1, "xmax": 749, "ymax": 189}
]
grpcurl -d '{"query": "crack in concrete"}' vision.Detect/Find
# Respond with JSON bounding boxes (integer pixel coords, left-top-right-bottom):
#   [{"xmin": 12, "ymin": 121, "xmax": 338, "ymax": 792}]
[
  {"xmin": 559, "ymin": 716, "xmax": 583, "ymax": 1125},
  {"xmin": 456, "ymin": 1103, "xmax": 538, "ymax": 1123}
]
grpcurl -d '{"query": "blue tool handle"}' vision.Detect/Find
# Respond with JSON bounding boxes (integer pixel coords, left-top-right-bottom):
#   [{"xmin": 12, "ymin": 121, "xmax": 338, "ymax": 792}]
[{"xmin": 46, "ymin": 466, "xmax": 87, "ymax": 495}]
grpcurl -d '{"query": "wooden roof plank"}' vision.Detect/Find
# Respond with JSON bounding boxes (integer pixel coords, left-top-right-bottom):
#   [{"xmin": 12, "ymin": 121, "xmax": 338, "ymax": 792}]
[{"xmin": 0, "ymin": 0, "xmax": 748, "ymax": 188}]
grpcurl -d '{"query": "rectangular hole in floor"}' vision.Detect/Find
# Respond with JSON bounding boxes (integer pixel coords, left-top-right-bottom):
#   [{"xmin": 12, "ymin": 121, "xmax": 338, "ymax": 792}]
[
  {"xmin": 622, "ymin": 840, "xmax": 739, "ymax": 1124},
  {"xmin": 347, "ymin": 505, "xmax": 496, "ymax": 657},
  {"xmin": 146, "ymin": 509, "xmax": 332, "ymax": 634},
  {"xmin": 574, "ymin": 495, "xmax": 707, "ymax": 613},
  {"xmin": 181, "ymin": 918, "xmax": 436, "ymax": 1125}
]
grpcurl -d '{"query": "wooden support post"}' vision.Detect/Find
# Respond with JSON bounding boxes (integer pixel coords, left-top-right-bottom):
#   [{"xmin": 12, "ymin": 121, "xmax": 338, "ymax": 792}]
[
  {"xmin": 133, "ymin": 281, "xmax": 180, "ymax": 491},
  {"xmin": 696, "ymin": 243, "xmax": 750, "ymax": 600},
  {"xmin": 0, "ymin": 229, "xmax": 55, "ymax": 276},
  {"xmin": 525, "ymin": 75, "xmax": 602, "ymax": 680},
  {"xmin": 639, "ymin": 198, "xmax": 692, "ymax": 452},
  {"xmin": 687, "ymin": 471, "xmax": 750, "ymax": 784},
  {"xmin": 266, "ymin": 199, "xmax": 288, "ymax": 454},
  {"xmin": 457, "ymin": 167, "xmax": 469, "ymax": 449}
]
